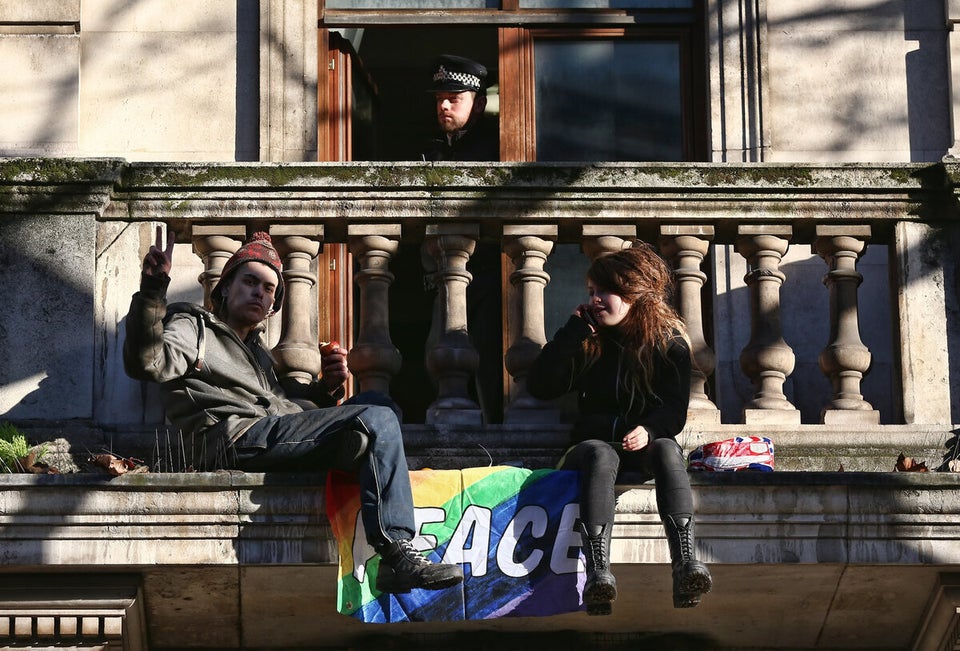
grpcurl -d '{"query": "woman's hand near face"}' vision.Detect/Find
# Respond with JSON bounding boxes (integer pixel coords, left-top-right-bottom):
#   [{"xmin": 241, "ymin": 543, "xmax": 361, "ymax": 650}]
[{"xmin": 574, "ymin": 304, "xmax": 598, "ymax": 332}]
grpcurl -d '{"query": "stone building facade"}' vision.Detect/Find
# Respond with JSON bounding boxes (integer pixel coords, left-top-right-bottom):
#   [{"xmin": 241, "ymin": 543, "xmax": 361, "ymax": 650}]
[{"xmin": 1, "ymin": 1, "xmax": 960, "ymax": 649}]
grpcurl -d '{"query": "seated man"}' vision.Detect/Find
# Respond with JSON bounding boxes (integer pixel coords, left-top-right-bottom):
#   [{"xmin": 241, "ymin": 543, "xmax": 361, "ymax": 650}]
[{"xmin": 123, "ymin": 227, "xmax": 463, "ymax": 594}]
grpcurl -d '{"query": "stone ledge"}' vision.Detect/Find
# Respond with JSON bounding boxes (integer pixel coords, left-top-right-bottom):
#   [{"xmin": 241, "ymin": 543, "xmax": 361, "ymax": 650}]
[
  {"xmin": 1, "ymin": 470, "xmax": 959, "ymax": 567},
  {"xmin": 9, "ymin": 421, "xmax": 957, "ymax": 474},
  {"xmin": 2, "ymin": 471, "xmax": 959, "ymax": 650}
]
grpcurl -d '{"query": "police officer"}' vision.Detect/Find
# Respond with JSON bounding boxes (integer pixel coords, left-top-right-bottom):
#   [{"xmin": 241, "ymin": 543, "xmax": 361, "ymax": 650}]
[{"xmin": 423, "ymin": 54, "xmax": 499, "ymax": 162}]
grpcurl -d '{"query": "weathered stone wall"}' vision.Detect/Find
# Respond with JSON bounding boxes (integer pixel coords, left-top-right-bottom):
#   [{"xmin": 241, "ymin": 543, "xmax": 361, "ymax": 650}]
[
  {"xmin": 763, "ymin": 1, "xmax": 950, "ymax": 163},
  {"xmin": 0, "ymin": 3, "xmax": 950, "ymax": 162},
  {"xmin": 3, "ymin": 160, "xmax": 957, "ymax": 474},
  {"xmin": 0, "ymin": 0, "xmax": 316, "ymax": 162},
  {"xmin": 0, "ymin": 1, "xmax": 253, "ymax": 161},
  {"xmin": 1, "ymin": 1, "xmax": 958, "ymax": 455},
  {"xmin": 2, "ymin": 470, "xmax": 960, "ymax": 649}
]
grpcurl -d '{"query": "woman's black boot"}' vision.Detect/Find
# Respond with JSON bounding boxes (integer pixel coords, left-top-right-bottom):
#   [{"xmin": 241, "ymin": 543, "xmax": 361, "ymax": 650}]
[
  {"xmin": 662, "ymin": 514, "xmax": 712, "ymax": 608},
  {"xmin": 579, "ymin": 522, "xmax": 618, "ymax": 615}
]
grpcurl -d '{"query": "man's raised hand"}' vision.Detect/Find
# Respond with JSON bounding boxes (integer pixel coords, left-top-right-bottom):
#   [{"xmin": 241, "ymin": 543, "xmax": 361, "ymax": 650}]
[{"xmin": 142, "ymin": 225, "xmax": 174, "ymax": 277}]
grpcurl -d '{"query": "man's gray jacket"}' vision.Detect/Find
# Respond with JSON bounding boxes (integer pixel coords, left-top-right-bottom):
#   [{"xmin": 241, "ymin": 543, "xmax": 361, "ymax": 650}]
[{"xmin": 123, "ymin": 273, "xmax": 339, "ymax": 462}]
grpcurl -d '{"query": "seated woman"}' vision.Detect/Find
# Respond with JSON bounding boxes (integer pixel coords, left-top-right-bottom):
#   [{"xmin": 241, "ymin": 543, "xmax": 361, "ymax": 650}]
[{"xmin": 527, "ymin": 241, "xmax": 712, "ymax": 615}]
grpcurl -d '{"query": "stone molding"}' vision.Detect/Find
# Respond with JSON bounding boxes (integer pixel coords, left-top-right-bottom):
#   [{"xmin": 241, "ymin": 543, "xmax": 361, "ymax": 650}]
[{"xmin": 1, "ymin": 470, "xmax": 959, "ymax": 567}]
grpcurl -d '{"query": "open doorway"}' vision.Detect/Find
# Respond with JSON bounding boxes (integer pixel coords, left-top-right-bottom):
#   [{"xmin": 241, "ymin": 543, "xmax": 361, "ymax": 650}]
[
  {"xmin": 332, "ymin": 26, "xmax": 499, "ymax": 161},
  {"xmin": 330, "ymin": 27, "xmax": 502, "ymax": 422}
]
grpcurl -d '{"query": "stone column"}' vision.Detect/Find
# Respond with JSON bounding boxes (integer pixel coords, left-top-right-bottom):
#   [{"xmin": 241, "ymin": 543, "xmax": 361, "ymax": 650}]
[
  {"xmin": 260, "ymin": 0, "xmax": 318, "ymax": 161},
  {"xmin": 270, "ymin": 225, "xmax": 323, "ymax": 385},
  {"xmin": 814, "ymin": 225, "xmax": 880, "ymax": 425},
  {"xmin": 581, "ymin": 225, "xmax": 637, "ymax": 260},
  {"xmin": 503, "ymin": 225, "xmax": 558, "ymax": 423},
  {"xmin": 191, "ymin": 225, "xmax": 244, "ymax": 311},
  {"xmin": 892, "ymin": 220, "xmax": 952, "ymax": 425},
  {"xmin": 422, "ymin": 225, "xmax": 482, "ymax": 425},
  {"xmin": 947, "ymin": 4, "xmax": 960, "ymax": 156},
  {"xmin": 735, "ymin": 226, "xmax": 800, "ymax": 424},
  {"xmin": 348, "ymin": 225, "xmax": 402, "ymax": 397},
  {"xmin": 660, "ymin": 226, "xmax": 719, "ymax": 421}
]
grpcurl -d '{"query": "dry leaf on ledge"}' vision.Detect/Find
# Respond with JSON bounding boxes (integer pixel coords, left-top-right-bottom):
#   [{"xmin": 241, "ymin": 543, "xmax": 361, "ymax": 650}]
[
  {"xmin": 89, "ymin": 453, "xmax": 149, "ymax": 476},
  {"xmin": 895, "ymin": 453, "xmax": 928, "ymax": 472},
  {"xmin": 15, "ymin": 452, "xmax": 59, "ymax": 474}
]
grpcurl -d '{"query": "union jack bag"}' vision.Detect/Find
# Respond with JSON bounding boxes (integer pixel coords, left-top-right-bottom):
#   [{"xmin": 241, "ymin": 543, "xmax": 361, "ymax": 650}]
[{"xmin": 687, "ymin": 436, "xmax": 775, "ymax": 472}]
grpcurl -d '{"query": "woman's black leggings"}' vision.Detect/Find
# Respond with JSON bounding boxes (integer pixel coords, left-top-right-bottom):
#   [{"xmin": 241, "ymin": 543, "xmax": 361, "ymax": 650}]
[{"xmin": 557, "ymin": 438, "xmax": 694, "ymax": 526}]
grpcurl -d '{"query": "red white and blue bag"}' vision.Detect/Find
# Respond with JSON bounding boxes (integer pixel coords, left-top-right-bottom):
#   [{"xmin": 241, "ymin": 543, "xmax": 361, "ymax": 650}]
[{"xmin": 687, "ymin": 436, "xmax": 775, "ymax": 472}]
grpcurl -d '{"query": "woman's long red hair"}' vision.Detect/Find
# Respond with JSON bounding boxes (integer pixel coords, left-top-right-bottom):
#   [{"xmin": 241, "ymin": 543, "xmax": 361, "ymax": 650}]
[{"xmin": 581, "ymin": 241, "xmax": 688, "ymax": 411}]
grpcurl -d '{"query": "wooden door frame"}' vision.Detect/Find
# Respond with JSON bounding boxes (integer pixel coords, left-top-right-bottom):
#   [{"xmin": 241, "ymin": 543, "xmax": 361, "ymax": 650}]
[{"xmin": 317, "ymin": 29, "xmax": 354, "ymax": 394}]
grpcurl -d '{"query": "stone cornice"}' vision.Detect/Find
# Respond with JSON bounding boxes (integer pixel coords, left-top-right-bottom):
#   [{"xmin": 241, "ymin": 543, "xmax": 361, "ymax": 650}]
[
  {"xmin": 0, "ymin": 158, "xmax": 124, "ymax": 217},
  {"xmin": 105, "ymin": 161, "xmax": 951, "ymax": 238},
  {"xmin": 1, "ymin": 471, "xmax": 959, "ymax": 567},
  {"xmin": 3, "ymin": 158, "xmax": 956, "ymax": 241}
]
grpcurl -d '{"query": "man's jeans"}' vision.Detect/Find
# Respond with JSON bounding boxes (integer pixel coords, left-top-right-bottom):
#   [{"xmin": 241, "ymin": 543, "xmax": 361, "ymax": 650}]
[{"xmin": 231, "ymin": 393, "xmax": 415, "ymax": 548}]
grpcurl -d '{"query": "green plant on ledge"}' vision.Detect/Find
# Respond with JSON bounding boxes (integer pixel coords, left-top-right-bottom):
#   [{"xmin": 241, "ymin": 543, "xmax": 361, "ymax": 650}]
[{"xmin": 0, "ymin": 422, "xmax": 47, "ymax": 473}]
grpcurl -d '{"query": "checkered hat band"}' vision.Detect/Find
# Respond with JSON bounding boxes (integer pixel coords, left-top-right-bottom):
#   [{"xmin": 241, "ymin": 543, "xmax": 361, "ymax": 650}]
[{"xmin": 433, "ymin": 67, "xmax": 481, "ymax": 90}]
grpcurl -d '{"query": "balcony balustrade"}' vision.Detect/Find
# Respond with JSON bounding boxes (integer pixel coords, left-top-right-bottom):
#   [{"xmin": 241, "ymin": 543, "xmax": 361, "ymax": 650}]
[
  {"xmin": 73, "ymin": 162, "xmax": 949, "ymax": 442},
  {"xmin": 2, "ymin": 158, "xmax": 960, "ymax": 649},
  {"xmin": 0, "ymin": 158, "xmax": 950, "ymax": 468},
  {"xmin": 185, "ymin": 218, "xmax": 876, "ymax": 425}
]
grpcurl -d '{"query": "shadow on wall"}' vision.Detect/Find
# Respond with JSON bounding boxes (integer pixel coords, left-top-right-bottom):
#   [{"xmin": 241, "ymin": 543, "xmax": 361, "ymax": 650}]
[
  {"xmin": 0, "ymin": 213, "xmax": 97, "ymax": 420},
  {"xmin": 903, "ymin": 4, "xmax": 951, "ymax": 161},
  {"xmin": 745, "ymin": 1, "xmax": 949, "ymax": 161},
  {"xmin": 711, "ymin": 244, "xmax": 896, "ymax": 425}
]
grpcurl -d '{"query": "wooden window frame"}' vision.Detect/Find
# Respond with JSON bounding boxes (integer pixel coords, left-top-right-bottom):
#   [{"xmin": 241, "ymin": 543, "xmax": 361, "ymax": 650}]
[{"xmin": 319, "ymin": 0, "xmax": 708, "ymax": 163}]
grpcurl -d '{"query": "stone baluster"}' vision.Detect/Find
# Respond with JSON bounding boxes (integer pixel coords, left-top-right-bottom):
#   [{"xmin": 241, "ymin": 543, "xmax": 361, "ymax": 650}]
[
  {"xmin": 422, "ymin": 225, "xmax": 482, "ymax": 425},
  {"xmin": 270, "ymin": 226, "xmax": 323, "ymax": 385},
  {"xmin": 581, "ymin": 225, "xmax": 637, "ymax": 260},
  {"xmin": 503, "ymin": 226, "xmax": 558, "ymax": 423},
  {"xmin": 814, "ymin": 225, "xmax": 880, "ymax": 424},
  {"xmin": 660, "ymin": 226, "xmax": 719, "ymax": 420},
  {"xmin": 191, "ymin": 225, "xmax": 244, "ymax": 311},
  {"xmin": 348, "ymin": 225, "xmax": 402, "ymax": 397},
  {"xmin": 735, "ymin": 226, "xmax": 800, "ymax": 424}
]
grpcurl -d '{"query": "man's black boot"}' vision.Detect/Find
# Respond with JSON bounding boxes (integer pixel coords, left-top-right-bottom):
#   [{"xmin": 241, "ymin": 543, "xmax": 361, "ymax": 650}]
[
  {"xmin": 375, "ymin": 539, "xmax": 464, "ymax": 593},
  {"xmin": 579, "ymin": 522, "xmax": 617, "ymax": 615},
  {"xmin": 663, "ymin": 514, "xmax": 712, "ymax": 608}
]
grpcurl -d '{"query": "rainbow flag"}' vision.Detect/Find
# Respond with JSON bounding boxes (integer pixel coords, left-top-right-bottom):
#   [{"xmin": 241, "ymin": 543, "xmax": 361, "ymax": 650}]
[{"xmin": 325, "ymin": 466, "xmax": 586, "ymax": 622}]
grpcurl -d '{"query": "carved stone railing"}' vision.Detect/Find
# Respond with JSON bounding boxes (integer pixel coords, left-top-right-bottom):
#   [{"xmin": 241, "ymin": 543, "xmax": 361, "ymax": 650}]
[
  {"xmin": 4, "ymin": 159, "xmax": 960, "ymax": 650},
  {"xmin": 87, "ymin": 161, "xmax": 956, "ymax": 430},
  {"xmin": 1, "ymin": 159, "xmax": 958, "ymax": 468}
]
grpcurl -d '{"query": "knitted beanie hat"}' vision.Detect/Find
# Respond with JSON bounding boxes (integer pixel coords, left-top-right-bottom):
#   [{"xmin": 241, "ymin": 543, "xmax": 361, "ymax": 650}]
[{"xmin": 211, "ymin": 232, "xmax": 284, "ymax": 314}]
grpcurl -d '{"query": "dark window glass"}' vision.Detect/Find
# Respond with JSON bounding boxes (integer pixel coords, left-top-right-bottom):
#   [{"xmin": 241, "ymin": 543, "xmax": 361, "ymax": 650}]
[
  {"xmin": 521, "ymin": 0, "xmax": 691, "ymax": 6},
  {"xmin": 327, "ymin": 0, "xmax": 496, "ymax": 7},
  {"xmin": 534, "ymin": 39, "xmax": 683, "ymax": 161}
]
